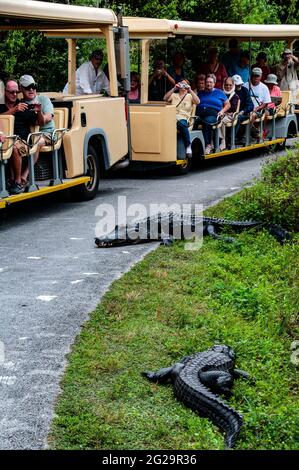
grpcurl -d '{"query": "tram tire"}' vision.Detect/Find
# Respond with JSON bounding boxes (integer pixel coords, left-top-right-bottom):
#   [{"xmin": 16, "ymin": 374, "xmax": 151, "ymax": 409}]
[
  {"xmin": 174, "ymin": 157, "xmax": 192, "ymax": 175},
  {"xmin": 274, "ymin": 139, "xmax": 286, "ymax": 152},
  {"xmin": 70, "ymin": 144, "xmax": 100, "ymax": 201}
]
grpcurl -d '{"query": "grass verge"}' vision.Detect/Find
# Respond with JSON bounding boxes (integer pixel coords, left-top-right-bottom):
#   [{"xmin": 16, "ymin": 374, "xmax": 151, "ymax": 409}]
[{"xmin": 49, "ymin": 154, "xmax": 299, "ymax": 450}]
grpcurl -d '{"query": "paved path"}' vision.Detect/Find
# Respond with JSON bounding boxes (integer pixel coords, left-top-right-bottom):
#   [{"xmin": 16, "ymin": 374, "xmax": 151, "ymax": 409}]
[{"xmin": 0, "ymin": 151, "xmax": 274, "ymax": 449}]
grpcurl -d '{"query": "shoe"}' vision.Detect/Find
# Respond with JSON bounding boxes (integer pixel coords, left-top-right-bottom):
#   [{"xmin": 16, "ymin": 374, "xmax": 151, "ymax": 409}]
[
  {"xmin": 219, "ymin": 142, "xmax": 226, "ymax": 151},
  {"xmin": 186, "ymin": 145, "xmax": 192, "ymax": 158},
  {"xmin": 9, "ymin": 182, "xmax": 24, "ymax": 195},
  {"xmin": 205, "ymin": 145, "xmax": 213, "ymax": 155},
  {"xmin": 250, "ymin": 128, "xmax": 259, "ymax": 137}
]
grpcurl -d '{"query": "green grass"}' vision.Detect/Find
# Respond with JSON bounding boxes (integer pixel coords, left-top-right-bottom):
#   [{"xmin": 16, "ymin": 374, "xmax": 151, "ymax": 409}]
[
  {"xmin": 49, "ymin": 151, "xmax": 299, "ymax": 450},
  {"xmin": 49, "ymin": 228, "xmax": 299, "ymax": 450}
]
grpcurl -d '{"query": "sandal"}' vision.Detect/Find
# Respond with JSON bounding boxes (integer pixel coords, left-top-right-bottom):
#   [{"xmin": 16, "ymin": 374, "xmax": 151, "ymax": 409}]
[{"xmin": 205, "ymin": 145, "xmax": 212, "ymax": 155}]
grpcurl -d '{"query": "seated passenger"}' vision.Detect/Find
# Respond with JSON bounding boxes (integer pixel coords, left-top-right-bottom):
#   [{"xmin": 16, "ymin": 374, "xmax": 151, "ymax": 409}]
[
  {"xmin": 63, "ymin": 49, "xmax": 110, "ymax": 96},
  {"xmin": 196, "ymin": 74, "xmax": 230, "ymax": 154},
  {"xmin": 252, "ymin": 52, "xmax": 270, "ymax": 83},
  {"xmin": 244, "ymin": 68, "xmax": 271, "ymax": 136},
  {"xmin": 128, "ymin": 72, "xmax": 140, "ymax": 103},
  {"xmin": 192, "ymin": 73, "xmax": 206, "ymax": 93},
  {"xmin": 148, "ymin": 59, "xmax": 175, "ymax": 101},
  {"xmin": 167, "ymin": 52, "xmax": 187, "ymax": 83},
  {"xmin": 200, "ymin": 47, "xmax": 227, "ymax": 89},
  {"xmin": 164, "ymin": 79, "xmax": 199, "ymax": 158},
  {"xmin": 263, "ymin": 74, "xmax": 282, "ymax": 138},
  {"xmin": 0, "ymin": 75, "xmax": 55, "ymax": 194},
  {"xmin": 231, "ymin": 74, "xmax": 254, "ymax": 141},
  {"xmin": 218, "ymin": 77, "xmax": 240, "ymax": 151},
  {"xmin": 235, "ymin": 50, "xmax": 250, "ymax": 85},
  {"xmin": 265, "ymin": 74, "xmax": 281, "ymax": 113}
]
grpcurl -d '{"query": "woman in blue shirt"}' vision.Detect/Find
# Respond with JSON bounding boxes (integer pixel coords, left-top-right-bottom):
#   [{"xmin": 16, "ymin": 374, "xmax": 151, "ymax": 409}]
[{"xmin": 197, "ymin": 74, "xmax": 230, "ymax": 154}]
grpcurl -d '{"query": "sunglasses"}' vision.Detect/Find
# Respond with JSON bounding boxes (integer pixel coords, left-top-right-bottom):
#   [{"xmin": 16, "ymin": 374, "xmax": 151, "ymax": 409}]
[
  {"xmin": 5, "ymin": 89, "xmax": 19, "ymax": 94},
  {"xmin": 22, "ymin": 84, "xmax": 37, "ymax": 90}
]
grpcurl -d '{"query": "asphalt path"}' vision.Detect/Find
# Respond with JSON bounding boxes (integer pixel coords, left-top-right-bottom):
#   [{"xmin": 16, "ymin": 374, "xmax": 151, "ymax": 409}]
[{"xmin": 0, "ymin": 150, "xmax": 277, "ymax": 449}]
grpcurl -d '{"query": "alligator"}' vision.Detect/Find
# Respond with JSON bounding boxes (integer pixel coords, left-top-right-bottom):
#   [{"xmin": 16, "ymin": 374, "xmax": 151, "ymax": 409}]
[
  {"xmin": 142, "ymin": 344, "xmax": 250, "ymax": 448},
  {"xmin": 95, "ymin": 212, "xmax": 289, "ymax": 247}
]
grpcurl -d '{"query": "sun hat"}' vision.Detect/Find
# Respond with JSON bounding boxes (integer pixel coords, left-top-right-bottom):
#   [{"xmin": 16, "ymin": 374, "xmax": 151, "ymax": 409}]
[
  {"xmin": 251, "ymin": 67, "xmax": 263, "ymax": 76},
  {"xmin": 264, "ymin": 74, "xmax": 278, "ymax": 85},
  {"xmin": 283, "ymin": 48, "xmax": 292, "ymax": 55},
  {"xmin": 19, "ymin": 74, "xmax": 36, "ymax": 87},
  {"xmin": 232, "ymin": 74, "xmax": 244, "ymax": 86}
]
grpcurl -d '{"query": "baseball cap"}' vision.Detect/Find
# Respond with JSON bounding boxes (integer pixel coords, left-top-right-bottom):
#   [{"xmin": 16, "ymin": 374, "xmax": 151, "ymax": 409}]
[
  {"xmin": 232, "ymin": 74, "xmax": 244, "ymax": 86},
  {"xmin": 19, "ymin": 74, "xmax": 36, "ymax": 87},
  {"xmin": 251, "ymin": 67, "xmax": 262, "ymax": 76},
  {"xmin": 264, "ymin": 74, "xmax": 278, "ymax": 85},
  {"xmin": 283, "ymin": 48, "xmax": 292, "ymax": 55}
]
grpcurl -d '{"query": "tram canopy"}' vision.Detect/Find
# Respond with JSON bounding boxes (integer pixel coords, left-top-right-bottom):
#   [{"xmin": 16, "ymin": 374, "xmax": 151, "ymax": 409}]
[{"xmin": 0, "ymin": 0, "xmax": 116, "ymax": 30}]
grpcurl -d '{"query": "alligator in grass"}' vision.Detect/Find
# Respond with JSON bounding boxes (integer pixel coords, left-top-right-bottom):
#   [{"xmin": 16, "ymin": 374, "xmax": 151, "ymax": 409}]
[
  {"xmin": 143, "ymin": 344, "xmax": 250, "ymax": 448},
  {"xmin": 95, "ymin": 212, "xmax": 289, "ymax": 247}
]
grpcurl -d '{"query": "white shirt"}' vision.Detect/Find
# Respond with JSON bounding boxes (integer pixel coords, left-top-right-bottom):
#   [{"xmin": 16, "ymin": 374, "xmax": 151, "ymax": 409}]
[
  {"xmin": 244, "ymin": 81, "xmax": 271, "ymax": 108},
  {"xmin": 63, "ymin": 61, "xmax": 110, "ymax": 95}
]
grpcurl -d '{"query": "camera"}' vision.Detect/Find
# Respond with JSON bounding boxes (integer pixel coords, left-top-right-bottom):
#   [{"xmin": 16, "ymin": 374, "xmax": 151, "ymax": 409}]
[
  {"xmin": 179, "ymin": 82, "xmax": 189, "ymax": 89},
  {"xmin": 28, "ymin": 103, "xmax": 36, "ymax": 110}
]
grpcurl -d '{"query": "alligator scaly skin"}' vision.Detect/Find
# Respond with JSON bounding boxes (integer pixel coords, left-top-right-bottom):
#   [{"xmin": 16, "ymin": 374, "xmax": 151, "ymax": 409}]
[
  {"xmin": 95, "ymin": 213, "xmax": 289, "ymax": 247},
  {"xmin": 143, "ymin": 345, "xmax": 248, "ymax": 448}
]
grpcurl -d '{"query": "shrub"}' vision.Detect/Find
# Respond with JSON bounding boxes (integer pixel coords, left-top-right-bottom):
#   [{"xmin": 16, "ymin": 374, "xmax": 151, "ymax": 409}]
[{"xmin": 207, "ymin": 148, "xmax": 299, "ymax": 231}]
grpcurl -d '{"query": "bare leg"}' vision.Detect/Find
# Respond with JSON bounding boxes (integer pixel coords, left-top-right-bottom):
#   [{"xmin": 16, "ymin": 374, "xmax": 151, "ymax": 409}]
[
  {"xmin": 10, "ymin": 146, "xmax": 22, "ymax": 184},
  {"xmin": 21, "ymin": 137, "xmax": 45, "ymax": 183}
]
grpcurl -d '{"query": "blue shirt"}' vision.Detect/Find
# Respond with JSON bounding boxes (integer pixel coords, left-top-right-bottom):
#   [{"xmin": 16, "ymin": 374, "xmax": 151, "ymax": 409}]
[
  {"xmin": 197, "ymin": 89, "xmax": 227, "ymax": 113},
  {"xmin": 221, "ymin": 51, "xmax": 240, "ymax": 77},
  {"xmin": 167, "ymin": 65, "xmax": 186, "ymax": 83},
  {"xmin": 234, "ymin": 63, "xmax": 250, "ymax": 85}
]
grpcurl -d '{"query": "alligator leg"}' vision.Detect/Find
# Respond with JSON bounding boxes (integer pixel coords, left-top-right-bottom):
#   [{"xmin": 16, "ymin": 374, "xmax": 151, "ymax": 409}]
[
  {"xmin": 233, "ymin": 369, "xmax": 250, "ymax": 380},
  {"xmin": 198, "ymin": 370, "xmax": 234, "ymax": 397},
  {"xmin": 205, "ymin": 224, "xmax": 236, "ymax": 243},
  {"xmin": 142, "ymin": 365, "xmax": 174, "ymax": 383}
]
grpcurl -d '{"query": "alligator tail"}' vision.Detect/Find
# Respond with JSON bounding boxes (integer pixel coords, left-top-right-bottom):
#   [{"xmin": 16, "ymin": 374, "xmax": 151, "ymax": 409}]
[{"xmin": 175, "ymin": 372, "xmax": 243, "ymax": 448}]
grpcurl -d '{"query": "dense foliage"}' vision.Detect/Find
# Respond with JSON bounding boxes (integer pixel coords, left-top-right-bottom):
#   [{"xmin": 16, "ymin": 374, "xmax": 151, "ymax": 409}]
[
  {"xmin": 0, "ymin": 0, "xmax": 298, "ymax": 90},
  {"xmin": 207, "ymin": 146, "xmax": 299, "ymax": 232}
]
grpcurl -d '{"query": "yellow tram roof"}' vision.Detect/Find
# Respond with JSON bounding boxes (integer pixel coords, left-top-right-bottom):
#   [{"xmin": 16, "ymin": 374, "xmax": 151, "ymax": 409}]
[
  {"xmin": 42, "ymin": 16, "xmax": 299, "ymax": 42},
  {"xmin": 123, "ymin": 17, "xmax": 299, "ymax": 41},
  {"xmin": 0, "ymin": 0, "xmax": 117, "ymax": 30}
]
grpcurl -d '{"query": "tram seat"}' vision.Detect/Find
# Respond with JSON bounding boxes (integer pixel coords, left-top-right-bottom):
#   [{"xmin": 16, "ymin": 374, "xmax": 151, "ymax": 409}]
[
  {"xmin": 0, "ymin": 115, "xmax": 16, "ymax": 197},
  {"xmin": 40, "ymin": 108, "xmax": 69, "ymax": 186},
  {"xmin": 188, "ymin": 104, "xmax": 198, "ymax": 131},
  {"xmin": 211, "ymin": 101, "xmax": 240, "ymax": 150},
  {"xmin": 276, "ymin": 91, "xmax": 292, "ymax": 117},
  {"xmin": 0, "ymin": 115, "xmax": 15, "ymax": 160}
]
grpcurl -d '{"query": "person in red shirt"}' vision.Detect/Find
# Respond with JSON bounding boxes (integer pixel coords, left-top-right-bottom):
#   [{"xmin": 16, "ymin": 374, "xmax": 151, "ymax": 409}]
[
  {"xmin": 200, "ymin": 48, "xmax": 228, "ymax": 89},
  {"xmin": 252, "ymin": 52, "xmax": 270, "ymax": 82}
]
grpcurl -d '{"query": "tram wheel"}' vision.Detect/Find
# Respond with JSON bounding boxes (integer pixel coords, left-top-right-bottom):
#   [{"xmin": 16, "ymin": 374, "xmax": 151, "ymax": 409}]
[
  {"xmin": 70, "ymin": 144, "xmax": 100, "ymax": 201},
  {"xmin": 174, "ymin": 157, "xmax": 192, "ymax": 175}
]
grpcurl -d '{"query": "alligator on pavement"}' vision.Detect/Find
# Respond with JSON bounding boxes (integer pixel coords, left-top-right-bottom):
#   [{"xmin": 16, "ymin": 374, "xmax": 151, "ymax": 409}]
[
  {"xmin": 95, "ymin": 212, "xmax": 289, "ymax": 247},
  {"xmin": 143, "ymin": 344, "xmax": 250, "ymax": 448}
]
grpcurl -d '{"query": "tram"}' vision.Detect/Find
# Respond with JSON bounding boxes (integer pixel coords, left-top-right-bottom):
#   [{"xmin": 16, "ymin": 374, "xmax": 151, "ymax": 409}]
[{"xmin": 0, "ymin": 0, "xmax": 129, "ymax": 210}]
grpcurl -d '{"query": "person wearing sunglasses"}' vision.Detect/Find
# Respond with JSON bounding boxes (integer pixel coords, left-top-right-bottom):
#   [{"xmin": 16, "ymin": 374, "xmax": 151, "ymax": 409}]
[
  {"xmin": 0, "ymin": 75, "xmax": 55, "ymax": 194},
  {"xmin": 0, "ymin": 79, "xmax": 37, "ymax": 193}
]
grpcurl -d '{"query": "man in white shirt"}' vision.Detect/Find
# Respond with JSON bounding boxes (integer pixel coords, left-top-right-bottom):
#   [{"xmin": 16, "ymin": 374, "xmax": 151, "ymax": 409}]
[
  {"xmin": 244, "ymin": 67, "xmax": 271, "ymax": 125},
  {"xmin": 64, "ymin": 50, "xmax": 110, "ymax": 95}
]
